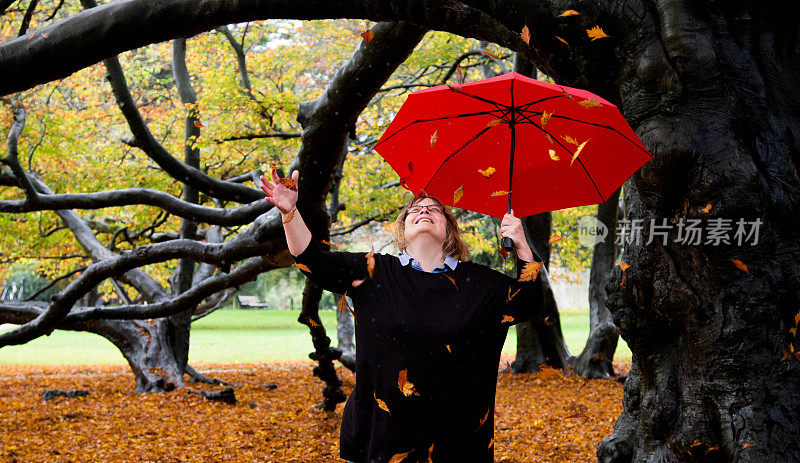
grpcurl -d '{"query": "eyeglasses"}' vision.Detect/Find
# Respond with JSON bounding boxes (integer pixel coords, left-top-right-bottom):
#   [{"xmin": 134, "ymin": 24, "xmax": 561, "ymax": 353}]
[{"xmin": 406, "ymin": 204, "xmax": 444, "ymax": 215}]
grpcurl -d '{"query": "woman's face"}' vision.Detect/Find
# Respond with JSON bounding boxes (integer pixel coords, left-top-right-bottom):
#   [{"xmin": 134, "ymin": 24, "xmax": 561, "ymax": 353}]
[{"xmin": 403, "ymin": 198, "xmax": 447, "ymax": 246}]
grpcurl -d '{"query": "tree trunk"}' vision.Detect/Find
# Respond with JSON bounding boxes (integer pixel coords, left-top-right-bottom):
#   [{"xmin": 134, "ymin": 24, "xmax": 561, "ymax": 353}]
[
  {"xmin": 598, "ymin": 3, "xmax": 800, "ymax": 461},
  {"xmin": 570, "ymin": 188, "xmax": 621, "ymax": 379}
]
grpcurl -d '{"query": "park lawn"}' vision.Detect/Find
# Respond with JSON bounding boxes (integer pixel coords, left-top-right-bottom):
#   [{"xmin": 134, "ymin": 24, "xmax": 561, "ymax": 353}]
[{"xmin": 0, "ymin": 309, "xmax": 631, "ymax": 366}]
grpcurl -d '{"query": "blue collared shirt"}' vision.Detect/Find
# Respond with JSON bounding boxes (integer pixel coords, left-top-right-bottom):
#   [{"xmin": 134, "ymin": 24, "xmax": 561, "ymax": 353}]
[{"xmin": 397, "ymin": 250, "xmax": 459, "ymax": 273}]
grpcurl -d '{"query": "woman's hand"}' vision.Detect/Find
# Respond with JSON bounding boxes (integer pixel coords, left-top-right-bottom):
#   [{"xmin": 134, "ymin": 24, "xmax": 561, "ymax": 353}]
[
  {"xmin": 259, "ymin": 169, "xmax": 299, "ymax": 214},
  {"xmin": 500, "ymin": 209, "xmax": 534, "ymax": 262}
]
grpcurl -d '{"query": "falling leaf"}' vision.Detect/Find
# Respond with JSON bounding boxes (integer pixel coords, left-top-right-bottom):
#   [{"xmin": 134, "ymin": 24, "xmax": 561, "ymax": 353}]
[
  {"xmin": 481, "ymin": 50, "xmax": 501, "ymax": 59},
  {"xmin": 578, "ymin": 98, "xmax": 603, "ymax": 108},
  {"xmin": 520, "ymin": 25, "xmax": 531, "ymax": 45},
  {"xmin": 454, "ymin": 185, "xmax": 464, "ymax": 205},
  {"xmin": 548, "ymin": 149, "xmax": 560, "ymax": 161},
  {"xmin": 519, "ymin": 261, "xmax": 542, "ymax": 282},
  {"xmin": 545, "ymin": 133, "xmax": 555, "ymax": 144},
  {"xmin": 478, "ymin": 167, "xmax": 496, "ymax": 178},
  {"xmin": 479, "ymin": 408, "xmax": 490, "ymax": 426},
  {"xmin": 569, "ymin": 139, "xmax": 589, "ymax": 166},
  {"xmin": 337, "ymin": 293, "xmax": 350, "ymax": 314},
  {"xmin": 549, "ymin": 234, "xmax": 563, "ymax": 244},
  {"xmin": 490, "ymin": 190, "xmax": 509, "ymax": 197},
  {"xmin": 374, "ymin": 393, "xmax": 390, "ymax": 413},
  {"xmin": 448, "ymin": 85, "xmax": 465, "ymax": 94},
  {"xmin": 488, "ymin": 438, "xmax": 494, "ymax": 448},
  {"xmin": 456, "ymin": 65, "xmax": 465, "ymax": 84},
  {"xmin": 426, "ymin": 443, "xmax": 434, "ymax": 463},
  {"xmin": 445, "ymin": 344, "xmax": 452, "ymax": 353},
  {"xmin": 389, "ymin": 451, "xmax": 412, "ymax": 463},
  {"xmin": 619, "ymin": 260, "xmax": 630, "ymax": 271},
  {"xmin": 430, "ymin": 130, "xmax": 439, "ymax": 149},
  {"xmin": 308, "ymin": 318, "xmax": 321, "ymax": 328},
  {"xmin": 282, "ymin": 208, "xmax": 295, "ymax": 224},
  {"xmin": 398, "ymin": 369, "xmax": 418, "ymax": 397},
  {"xmin": 620, "ymin": 274, "xmax": 626, "ymax": 286},
  {"xmin": 320, "ymin": 239, "xmax": 339, "ymax": 247},
  {"xmin": 193, "ymin": 120, "xmax": 205, "ymax": 128},
  {"xmin": 499, "ymin": 245, "xmax": 509, "ymax": 262},
  {"xmin": 360, "ymin": 29, "xmax": 374, "ymax": 44},
  {"xmin": 278, "ymin": 178, "xmax": 297, "ymax": 191},
  {"xmin": 742, "ymin": 443, "xmax": 757, "ymax": 449},
  {"xmin": 561, "ymin": 134, "xmax": 579, "ymax": 146},
  {"xmin": 794, "ymin": 309, "xmax": 800, "ymax": 327},
  {"xmin": 508, "ymin": 286, "xmax": 521, "ymax": 301},
  {"xmin": 586, "ymin": 25, "xmax": 610, "ymax": 41},
  {"xmin": 366, "ymin": 245, "xmax": 375, "ymax": 278},
  {"xmin": 559, "ymin": 9, "xmax": 580, "ymax": 17},
  {"xmin": 690, "ymin": 440, "xmax": 705, "ymax": 449},
  {"xmin": 544, "ymin": 315, "xmax": 553, "ymax": 325},
  {"xmin": 555, "ymin": 36, "xmax": 569, "ymax": 46},
  {"xmin": 351, "ymin": 279, "xmax": 365, "ymax": 288},
  {"xmin": 700, "ymin": 203, "xmax": 712, "ymax": 213},
  {"xmin": 295, "ymin": 263, "xmax": 311, "ymax": 273},
  {"xmin": 486, "ymin": 119, "xmax": 502, "ymax": 129},
  {"xmin": 731, "ymin": 259, "xmax": 748, "ymax": 273},
  {"xmin": 561, "ymin": 88, "xmax": 575, "ymax": 101},
  {"xmin": 541, "ymin": 110, "xmax": 552, "ymax": 128},
  {"xmin": 41, "ymin": 32, "xmax": 48, "ymax": 38},
  {"xmin": 501, "ymin": 314, "xmax": 515, "ymax": 323},
  {"xmin": 445, "ymin": 275, "xmax": 458, "ymax": 289}
]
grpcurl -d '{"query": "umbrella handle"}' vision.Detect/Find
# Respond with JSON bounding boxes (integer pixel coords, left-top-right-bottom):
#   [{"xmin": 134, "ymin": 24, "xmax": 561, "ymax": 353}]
[{"xmin": 501, "ymin": 236, "xmax": 514, "ymax": 252}]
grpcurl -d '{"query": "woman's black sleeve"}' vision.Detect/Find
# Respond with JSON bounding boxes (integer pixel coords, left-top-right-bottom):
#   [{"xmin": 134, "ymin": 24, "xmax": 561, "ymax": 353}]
[
  {"xmin": 292, "ymin": 239, "xmax": 371, "ymax": 295},
  {"xmin": 498, "ymin": 256, "xmax": 546, "ymax": 327}
]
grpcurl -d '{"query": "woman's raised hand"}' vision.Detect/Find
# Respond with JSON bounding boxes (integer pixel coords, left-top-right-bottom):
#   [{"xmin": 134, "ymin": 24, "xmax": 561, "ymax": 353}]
[
  {"xmin": 500, "ymin": 209, "xmax": 534, "ymax": 262},
  {"xmin": 259, "ymin": 169, "xmax": 299, "ymax": 213}
]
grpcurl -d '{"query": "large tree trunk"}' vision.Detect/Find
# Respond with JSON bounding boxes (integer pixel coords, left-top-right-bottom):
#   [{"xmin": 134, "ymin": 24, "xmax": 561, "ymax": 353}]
[
  {"xmin": 598, "ymin": 3, "xmax": 800, "ymax": 461},
  {"xmin": 570, "ymin": 188, "xmax": 621, "ymax": 379}
]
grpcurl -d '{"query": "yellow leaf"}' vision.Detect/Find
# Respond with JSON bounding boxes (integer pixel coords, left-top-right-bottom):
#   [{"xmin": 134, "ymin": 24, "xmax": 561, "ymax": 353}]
[
  {"xmin": 501, "ymin": 314, "xmax": 515, "ymax": 323},
  {"xmin": 430, "ymin": 130, "xmax": 439, "ymax": 149},
  {"xmin": 561, "ymin": 134, "xmax": 579, "ymax": 146},
  {"xmin": 700, "ymin": 203, "xmax": 712, "ymax": 213},
  {"xmin": 518, "ymin": 261, "xmax": 542, "ymax": 282},
  {"xmin": 587, "ymin": 25, "xmax": 610, "ymax": 41},
  {"xmin": 561, "ymin": 88, "xmax": 575, "ymax": 101},
  {"xmin": 295, "ymin": 263, "xmax": 311, "ymax": 273},
  {"xmin": 454, "ymin": 185, "xmax": 464, "ymax": 204},
  {"xmin": 282, "ymin": 208, "xmax": 295, "ymax": 224},
  {"xmin": 570, "ymin": 139, "xmax": 589, "ymax": 166},
  {"xmin": 478, "ymin": 167, "xmax": 496, "ymax": 178},
  {"xmin": 548, "ymin": 149, "xmax": 560, "ymax": 161},
  {"xmin": 366, "ymin": 245, "xmax": 375, "ymax": 278},
  {"xmin": 389, "ymin": 451, "xmax": 412, "ymax": 463},
  {"xmin": 374, "ymin": 393, "xmax": 390, "ymax": 413},
  {"xmin": 445, "ymin": 344, "xmax": 452, "ymax": 353},
  {"xmin": 520, "ymin": 25, "xmax": 531, "ymax": 45},
  {"xmin": 541, "ymin": 110, "xmax": 552, "ymax": 128},
  {"xmin": 549, "ymin": 234, "xmax": 563, "ymax": 244},
  {"xmin": 555, "ymin": 36, "xmax": 569, "ymax": 46},
  {"xmin": 360, "ymin": 29, "xmax": 374, "ymax": 44},
  {"xmin": 490, "ymin": 190, "xmax": 509, "ymax": 197},
  {"xmin": 545, "ymin": 133, "xmax": 555, "ymax": 144},
  {"xmin": 559, "ymin": 9, "xmax": 580, "ymax": 17},
  {"xmin": 398, "ymin": 369, "xmax": 418, "ymax": 397},
  {"xmin": 486, "ymin": 118, "xmax": 502, "ymax": 129},
  {"xmin": 619, "ymin": 260, "xmax": 630, "ymax": 271},
  {"xmin": 731, "ymin": 258, "xmax": 748, "ymax": 273},
  {"xmin": 578, "ymin": 97, "xmax": 603, "ymax": 108}
]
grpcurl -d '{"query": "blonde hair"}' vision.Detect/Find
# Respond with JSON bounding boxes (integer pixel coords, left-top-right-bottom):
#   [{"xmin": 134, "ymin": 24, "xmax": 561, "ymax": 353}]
[{"xmin": 393, "ymin": 193, "xmax": 471, "ymax": 261}]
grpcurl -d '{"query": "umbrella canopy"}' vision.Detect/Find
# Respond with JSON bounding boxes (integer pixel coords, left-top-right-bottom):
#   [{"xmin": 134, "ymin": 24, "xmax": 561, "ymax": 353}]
[{"xmin": 374, "ymin": 72, "xmax": 652, "ymax": 219}]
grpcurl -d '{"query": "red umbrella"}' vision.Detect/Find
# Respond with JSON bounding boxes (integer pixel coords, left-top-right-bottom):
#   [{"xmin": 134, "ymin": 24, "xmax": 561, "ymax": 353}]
[{"xmin": 374, "ymin": 72, "xmax": 652, "ymax": 221}]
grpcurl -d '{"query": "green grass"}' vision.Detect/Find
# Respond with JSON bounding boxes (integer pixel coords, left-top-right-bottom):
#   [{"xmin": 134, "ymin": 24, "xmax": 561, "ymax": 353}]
[{"xmin": 0, "ymin": 309, "xmax": 630, "ymax": 366}]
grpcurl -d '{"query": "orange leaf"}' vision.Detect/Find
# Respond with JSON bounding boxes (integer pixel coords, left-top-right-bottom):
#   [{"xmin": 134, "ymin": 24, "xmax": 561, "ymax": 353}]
[
  {"xmin": 578, "ymin": 97, "xmax": 603, "ymax": 108},
  {"xmin": 619, "ymin": 260, "xmax": 630, "ymax": 271},
  {"xmin": 501, "ymin": 314, "xmax": 515, "ymax": 323},
  {"xmin": 742, "ymin": 443, "xmax": 757, "ymax": 449},
  {"xmin": 488, "ymin": 437, "xmax": 494, "ymax": 448},
  {"xmin": 519, "ymin": 261, "xmax": 542, "ymax": 282},
  {"xmin": 555, "ymin": 36, "xmax": 569, "ymax": 46},
  {"xmin": 278, "ymin": 178, "xmax": 297, "ymax": 191},
  {"xmin": 570, "ymin": 140, "xmax": 589, "ymax": 166},
  {"xmin": 587, "ymin": 25, "xmax": 610, "ymax": 41},
  {"xmin": 445, "ymin": 344, "xmax": 452, "ymax": 353},
  {"xmin": 454, "ymin": 185, "xmax": 464, "ymax": 205},
  {"xmin": 549, "ymin": 234, "xmax": 563, "ymax": 244},
  {"xmin": 731, "ymin": 258, "xmax": 748, "ymax": 273},
  {"xmin": 456, "ymin": 65, "xmax": 465, "ymax": 84},
  {"xmin": 620, "ymin": 274, "xmax": 626, "ymax": 286},
  {"xmin": 541, "ymin": 110, "xmax": 552, "ymax": 128},
  {"xmin": 520, "ymin": 25, "xmax": 531, "ymax": 45},
  {"xmin": 351, "ymin": 279, "xmax": 365, "ymax": 288},
  {"xmin": 700, "ymin": 203, "xmax": 712, "ymax": 213},
  {"xmin": 445, "ymin": 274, "xmax": 458, "ymax": 289},
  {"xmin": 508, "ymin": 286, "xmax": 521, "ymax": 301},
  {"xmin": 490, "ymin": 190, "xmax": 509, "ymax": 197},
  {"xmin": 561, "ymin": 134, "xmax": 579, "ymax": 146},
  {"xmin": 426, "ymin": 443, "xmax": 434, "ymax": 463},
  {"xmin": 481, "ymin": 50, "xmax": 500, "ymax": 59},
  {"xmin": 545, "ymin": 133, "xmax": 555, "ymax": 144},
  {"xmin": 282, "ymin": 208, "xmax": 295, "ymax": 224},
  {"xmin": 430, "ymin": 130, "xmax": 439, "ymax": 149},
  {"xmin": 320, "ymin": 239, "xmax": 339, "ymax": 247},
  {"xmin": 337, "ymin": 293, "xmax": 350, "ymax": 314},
  {"xmin": 548, "ymin": 149, "xmax": 560, "ymax": 161},
  {"xmin": 360, "ymin": 29, "xmax": 374, "ymax": 44},
  {"xmin": 193, "ymin": 120, "xmax": 205, "ymax": 128},
  {"xmin": 366, "ymin": 245, "xmax": 375, "ymax": 278},
  {"xmin": 295, "ymin": 263, "xmax": 311, "ymax": 273},
  {"xmin": 398, "ymin": 369, "xmax": 418, "ymax": 396},
  {"xmin": 374, "ymin": 393, "xmax": 390, "ymax": 413},
  {"xmin": 479, "ymin": 408, "xmax": 490, "ymax": 426},
  {"xmin": 794, "ymin": 309, "xmax": 800, "ymax": 327},
  {"xmin": 559, "ymin": 9, "xmax": 580, "ymax": 17},
  {"xmin": 561, "ymin": 88, "xmax": 575, "ymax": 101},
  {"xmin": 478, "ymin": 167, "xmax": 496, "ymax": 178},
  {"xmin": 388, "ymin": 451, "xmax": 412, "ymax": 463},
  {"xmin": 41, "ymin": 32, "xmax": 48, "ymax": 38},
  {"xmin": 486, "ymin": 119, "xmax": 502, "ymax": 129},
  {"xmin": 309, "ymin": 318, "xmax": 321, "ymax": 328},
  {"xmin": 499, "ymin": 245, "xmax": 509, "ymax": 262}
]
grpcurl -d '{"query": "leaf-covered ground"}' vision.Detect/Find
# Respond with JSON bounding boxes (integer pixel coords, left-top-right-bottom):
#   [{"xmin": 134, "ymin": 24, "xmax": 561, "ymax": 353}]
[{"xmin": 0, "ymin": 357, "xmax": 628, "ymax": 462}]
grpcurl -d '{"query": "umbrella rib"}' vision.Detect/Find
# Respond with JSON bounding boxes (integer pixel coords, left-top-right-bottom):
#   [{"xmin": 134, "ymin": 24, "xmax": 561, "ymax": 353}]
[
  {"xmin": 544, "ymin": 115, "xmax": 652, "ymax": 158},
  {"xmin": 446, "ymin": 86, "xmax": 510, "ymax": 112},
  {"xmin": 516, "ymin": 113, "xmax": 606, "ymax": 203},
  {"xmin": 374, "ymin": 109, "xmax": 505, "ymax": 149},
  {"xmin": 515, "ymin": 94, "xmax": 566, "ymax": 112}
]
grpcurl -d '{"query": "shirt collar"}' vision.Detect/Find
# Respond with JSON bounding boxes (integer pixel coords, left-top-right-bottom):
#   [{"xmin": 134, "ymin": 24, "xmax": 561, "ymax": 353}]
[{"xmin": 397, "ymin": 250, "xmax": 459, "ymax": 270}]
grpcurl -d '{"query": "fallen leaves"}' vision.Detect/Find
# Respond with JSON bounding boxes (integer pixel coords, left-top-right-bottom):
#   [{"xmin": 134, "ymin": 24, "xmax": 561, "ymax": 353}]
[
  {"xmin": 586, "ymin": 25, "xmax": 610, "ymax": 41},
  {"xmin": 519, "ymin": 261, "xmax": 542, "ymax": 282},
  {"xmin": 549, "ymin": 234, "xmax": 563, "ymax": 244},
  {"xmin": 479, "ymin": 408, "xmax": 490, "ymax": 426},
  {"xmin": 619, "ymin": 260, "xmax": 630, "ymax": 271},
  {"xmin": 478, "ymin": 167, "xmax": 496, "ymax": 179},
  {"xmin": 520, "ymin": 25, "xmax": 531, "ymax": 45},
  {"xmin": 555, "ymin": 36, "xmax": 569, "ymax": 46},
  {"xmin": 454, "ymin": 185, "xmax": 464, "ymax": 205},
  {"xmin": 337, "ymin": 293, "xmax": 355, "ymax": 318},
  {"xmin": 193, "ymin": 120, "xmax": 205, "ymax": 128},
  {"xmin": 320, "ymin": 239, "xmax": 339, "ymax": 247}
]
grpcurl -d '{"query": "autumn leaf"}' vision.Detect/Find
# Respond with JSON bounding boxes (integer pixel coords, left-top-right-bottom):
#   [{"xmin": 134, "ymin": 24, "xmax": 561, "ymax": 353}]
[
  {"xmin": 499, "ymin": 245, "xmax": 509, "ymax": 262},
  {"xmin": 479, "ymin": 408, "xmax": 490, "ymax": 426},
  {"xmin": 398, "ymin": 369, "xmax": 418, "ymax": 397},
  {"xmin": 454, "ymin": 185, "xmax": 464, "ymax": 205},
  {"xmin": 426, "ymin": 443, "xmax": 434, "ymax": 463},
  {"xmin": 490, "ymin": 190, "xmax": 509, "ymax": 197},
  {"xmin": 308, "ymin": 318, "xmax": 321, "ymax": 328},
  {"xmin": 351, "ymin": 279, "xmax": 365, "ymax": 288},
  {"xmin": 278, "ymin": 178, "xmax": 297, "ymax": 191},
  {"xmin": 570, "ymin": 139, "xmax": 589, "ymax": 166},
  {"xmin": 282, "ymin": 208, "xmax": 295, "ymax": 224},
  {"xmin": 193, "ymin": 120, "xmax": 205, "ymax": 128},
  {"xmin": 360, "ymin": 29, "xmax": 374, "ymax": 44},
  {"xmin": 456, "ymin": 65, "xmax": 465, "ymax": 84},
  {"xmin": 429, "ymin": 130, "xmax": 439, "ymax": 149},
  {"xmin": 742, "ymin": 443, "xmax": 757, "ymax": 449},
  {"xmin": 389, "ymin": 451, "xmax": 412, "ymax": 463},
  {"xmin": 549, "ymin": 234, "xmax": 563, "ymax": 244},
  {"xmin": 548, "ymin": 149, "xmax": 560, "ymax": 161},
  {"xmin": 478, "ymin": 166, "xmax": 496, "ymax": 178},
  {"xmin": 587, "ymin": 25, "xmax": 610, "ymax": 41},
  {"xmin": 541, "ymin": 110, "xmax": 552, "ymax": 128},
  {"xmin": 519, "ymin": 261, "xmax": 542, "ymax": 282},
  {"xmin": 520, "ymin": 25, "xmax": 531, "ymax": 45},
  {"xmin": 731, "ymin": 258, "xmax": 748, "ymax": 273},
  {"xmin": 545, "ymin": 133, "xmax": 555, "ymax": 144},
  {"xmin": 366, "ymin": 245, "xmax": 375, "ymax": 278},
  {"xmin": 578, "ymin": 97, "xmax": 603, "ymax": 108},
  {"xmin": 337, "ymin": 293, "xmax": 350, "ymax": 314},
  {"xmin": 619, "ymin": 260, "xmax": 630, "ymax": 271},
  {"xmin": 320, "ymin": 239, "xmax": 339, "ymax": 247},
  {"xmin": 481, "ymin": 50, "xmax": 501, "ymax": 59},
  {"xmin": 555, "ymin": 36, "xmax": 569, "ymax": 46},
  {"xmin": 561, "ymin": 134, "xmax": 579, "ymax": 146},
  {"xmin": 508, "ymin": 286, "xmax": 521, "ymax": 301},
  {"xmin": 559, "ymin": 9, "xmax": 580, "ymax": 17},
  {"xmin": 794, "ymin": 309, "xmax": 800, "ymax": 328},
  {"xmin": 374, "ymin": 393, "xmax": 390, "ymax": 413},
  {"xmin": 445, "ymin": 344, "xmax": 452, "ymax": 353},
  {"xmin": 700, "ymin": 203, "xmax": 712, "ymax": 213},
  {"xmin": 561, "ymin": 88, "xmax": 575, "ymax": 101},
  {"xmin": 488, "ymin": 437, "xmax": 495, "ymax": 449},
  {"xmin": 501, "ymin": 314, "xmax": 515, "ymax": 323},
  {"xmin": 445, "ymin": 274, "xmax": 458, "ymax": 289},
  {"xmin": 294, "ymin": 263, "xmax": 311, "ymax": 273},
  {"xmin": 486, "ymin": 119, "xmax": 502, "ymax": 129}
]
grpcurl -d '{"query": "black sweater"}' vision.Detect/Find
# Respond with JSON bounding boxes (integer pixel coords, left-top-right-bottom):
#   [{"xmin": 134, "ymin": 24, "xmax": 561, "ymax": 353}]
[{"xmin": 293, "ymin": 240, "xmax": 545, "ymax": 463}]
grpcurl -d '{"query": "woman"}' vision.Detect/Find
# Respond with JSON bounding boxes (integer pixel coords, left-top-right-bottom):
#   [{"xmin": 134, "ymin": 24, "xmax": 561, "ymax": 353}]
[{"xmin": 261, "ymin": 169, "xmax": 545, "ymax": 463}]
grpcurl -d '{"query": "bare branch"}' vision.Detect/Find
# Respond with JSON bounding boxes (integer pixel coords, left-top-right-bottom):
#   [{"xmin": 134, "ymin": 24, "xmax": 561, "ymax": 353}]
[{"xmin": 213, "ymin": 131, "xmax": 301, "ymax": 142}]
